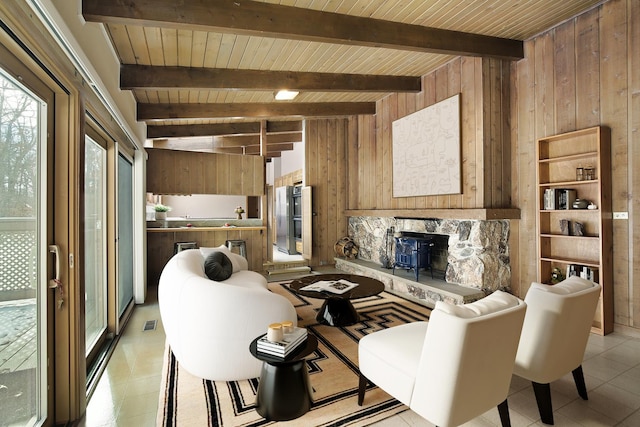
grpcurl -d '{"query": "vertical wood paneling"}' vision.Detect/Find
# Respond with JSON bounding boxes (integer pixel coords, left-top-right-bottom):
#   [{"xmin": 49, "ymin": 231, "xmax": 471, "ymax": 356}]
[
  {"xmin": 305, "ymin": 118, "xmax": 349, "ymax": 267},
  {"xmin": 347, "ymin": 117, "xmax": 359, "ymax": 210},
  {"xmin": 448, "ymin": 59, "xmax": 463, "ymax": 208},
  {"xmin": 630, "ymin": 0, "xmax": 640, "ymax": 328},
  {"xmin": 534, "ymin": 32, "xmax": 556, "ymax": 139},
  {"xmin": 576, "ymin": 9, "xmax": 601, "ymax": 129},
  {"xmin": 513, "ymin": 0, "xmax": 638, "ymax": 330},
  {"xmin": 514, "ymin": 40, "xmax": 537, "ymax": 295},
  {"xmin": 461, "ymin": 57, "xmax": 478, "ymax": 208},
  {"xmin": 600, "ymin": 0, "xmax": 630, "ymax": 324},
  {"xmin": 554, "ymin": 20, "xmax": 577, "ymax": 133}
]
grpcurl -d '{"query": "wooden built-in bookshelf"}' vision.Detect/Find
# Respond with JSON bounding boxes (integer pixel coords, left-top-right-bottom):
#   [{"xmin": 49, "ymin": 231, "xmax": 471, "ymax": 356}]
[{"xmin": 536, "ymin": 126, "xmax": 613, "ymax": 335}]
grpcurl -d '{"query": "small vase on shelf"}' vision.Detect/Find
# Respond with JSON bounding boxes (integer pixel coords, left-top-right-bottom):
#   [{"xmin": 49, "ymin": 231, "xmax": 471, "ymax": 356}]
[{"xmin": 234, "ymin": 206, "xmax": 245, "ymax": 220}]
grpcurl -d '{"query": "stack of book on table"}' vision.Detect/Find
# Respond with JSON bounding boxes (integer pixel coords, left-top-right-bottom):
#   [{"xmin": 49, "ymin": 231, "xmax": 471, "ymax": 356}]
[{"xmin": 257, "ymin": 327, "xmax": 308, "ymax": 358}]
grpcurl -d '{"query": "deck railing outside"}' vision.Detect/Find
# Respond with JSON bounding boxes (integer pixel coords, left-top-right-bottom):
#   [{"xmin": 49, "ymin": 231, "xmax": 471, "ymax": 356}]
[{"xmin": 0, "ymin": 217, "xmax": 37, "ymax": 302}]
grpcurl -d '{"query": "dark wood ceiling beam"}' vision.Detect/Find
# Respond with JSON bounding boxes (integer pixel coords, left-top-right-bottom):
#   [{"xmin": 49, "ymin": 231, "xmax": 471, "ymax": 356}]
[
  {"xmin": 121, "ymin": 65, "xmax": 421, "ymax": 92},
  {"xmin": 138, "ymin": 103, "xmax": 376, "ymax": 121},
  {"xmin": 215, "ymin": 132, "xmax": 302, "ymax": 147},
  {"xmin": 83, "ymin": 0, "xmax": 523, "ymax": 60},
  {"xmin": 146, "ymin": 120, "xmax": 302, "ymax": 138},
  {"xmin": 215, "ymin": 145, "xmax": 292, "ymax": 155},
  {"xmin": 267, "ymin": 121, "xmax": 303, "ymax": 133},
  {"xmin": 147, "ymin": 122, "xmax": 260, "ymax": 138}
]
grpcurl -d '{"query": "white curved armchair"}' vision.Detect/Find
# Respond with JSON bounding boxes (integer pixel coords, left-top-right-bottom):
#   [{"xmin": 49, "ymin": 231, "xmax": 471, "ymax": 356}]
[
  {"xmin": 514, "ymin": 277, "xmax": 601, "ymax": 425},
  {"xmin": 358, "ymin": 291, "xmax": 526, "ymax": 427}
]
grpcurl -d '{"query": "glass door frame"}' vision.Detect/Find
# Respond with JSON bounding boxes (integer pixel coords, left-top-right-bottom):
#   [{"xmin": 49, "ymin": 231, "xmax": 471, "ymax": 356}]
[{"xmin": 0, "ymin": 28, "xmax": 76, "ymax": 425}]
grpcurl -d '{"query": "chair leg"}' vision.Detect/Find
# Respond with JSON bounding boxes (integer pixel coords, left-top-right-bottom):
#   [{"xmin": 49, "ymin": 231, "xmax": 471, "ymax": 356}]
[
  {"xmin": 572, "ymin": 365, "xmax": 589, "ymax": 400},
  {"xmin": 497, "ymin": 399, "xmax": 511, "ymax": 427},
  {"xmin": 357, "ymin": 373, "xmax": 368, "ymax": 406},
  {"xmin": 532, "ymin": 381, "xmax": 554, "ymax": 425}
]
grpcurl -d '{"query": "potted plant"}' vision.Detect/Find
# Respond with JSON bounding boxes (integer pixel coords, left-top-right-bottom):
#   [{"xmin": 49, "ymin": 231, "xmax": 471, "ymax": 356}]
[
  {"xmin": 154, "ymin": 203, "xmax": 171, "ymax": 220},
  {"xmin": 234, "ymin": 206, "xmax": 245, "ymax": 220}
]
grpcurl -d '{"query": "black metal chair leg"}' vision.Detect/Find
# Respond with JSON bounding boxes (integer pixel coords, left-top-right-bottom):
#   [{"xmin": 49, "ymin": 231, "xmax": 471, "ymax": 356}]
[
  {"xmin": 357, "ymin": 373, "xmax": 368, "ymax": 406},
  {"xmin": 497, "ymin": 399, "xmax": 511, "ymax": 427},
  {"xmin": 572, "ymin": 365, "xmax": 589, "ymax": 400},
  {"xmin": 532, "ymin": 381, "xmax": 554, "ymax": 425}
]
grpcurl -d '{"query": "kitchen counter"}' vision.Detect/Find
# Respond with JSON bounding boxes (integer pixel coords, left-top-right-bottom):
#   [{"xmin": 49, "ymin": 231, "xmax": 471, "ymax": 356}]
[{"xmin": 147, "ymin": 226, "xmax": 265, "ymax": 232}]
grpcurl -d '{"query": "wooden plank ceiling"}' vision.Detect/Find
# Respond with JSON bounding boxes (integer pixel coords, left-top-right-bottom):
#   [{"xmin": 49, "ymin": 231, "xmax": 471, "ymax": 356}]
[{"xmin": 82, "ymin": 0, "xmax": 601, "ymax": 158}]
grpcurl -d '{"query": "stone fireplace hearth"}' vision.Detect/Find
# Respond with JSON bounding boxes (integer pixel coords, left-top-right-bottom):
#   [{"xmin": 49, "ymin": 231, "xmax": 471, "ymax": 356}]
[{"xmin": 347, "ymin": 217, "xmax": 511, "ymax": 293}]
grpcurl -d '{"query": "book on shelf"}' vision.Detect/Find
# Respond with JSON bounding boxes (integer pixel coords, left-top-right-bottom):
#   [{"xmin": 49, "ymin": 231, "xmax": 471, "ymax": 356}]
[
  {"xmin": 256, "ymin": 327, "xmax": 308, "ymax": 357},
  {"xmin": 566, "ymin": 264, "xmax": 598, "ymax": 282},
  {"xmin": 544, "ymin": 188, "xmax": 557, "ymax": 210},
  {"xmin": 299, "ymin": 279, "xmax": 359, "ymax": 294},
  {"xmin": 543, "ymin": 188, "xmax": 577, "ymax": 210}
]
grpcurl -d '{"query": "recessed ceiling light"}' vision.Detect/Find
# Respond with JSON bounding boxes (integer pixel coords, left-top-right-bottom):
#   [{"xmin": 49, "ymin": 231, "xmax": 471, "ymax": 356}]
[{"xmin": 275, "ymin": 90, "xmax": 299, "ymax": 100}]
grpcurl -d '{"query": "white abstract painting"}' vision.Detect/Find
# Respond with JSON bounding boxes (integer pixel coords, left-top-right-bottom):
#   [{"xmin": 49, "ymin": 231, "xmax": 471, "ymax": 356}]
[{"xmin": 392, "ymin": 94, "xmax": 461, "ymax": 197}]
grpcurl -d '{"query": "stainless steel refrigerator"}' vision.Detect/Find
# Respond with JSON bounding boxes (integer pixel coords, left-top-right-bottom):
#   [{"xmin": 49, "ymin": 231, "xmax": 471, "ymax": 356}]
[{"xmin": 275, "ymin": 186, "xmax": 297, "ymax": 254}]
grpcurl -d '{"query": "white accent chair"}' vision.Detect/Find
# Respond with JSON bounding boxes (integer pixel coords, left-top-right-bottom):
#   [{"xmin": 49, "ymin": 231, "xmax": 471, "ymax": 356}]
[
  {"xmin": 513, "ymin": 277, "xmax": 601, "ymax": 425},
  {"xmin": 358, "ymin": 290, "xmax": 527, "ymax": 427},
  {"xmin": 158, "ymin": 248, "xmax": 297, "ymax": 381}
]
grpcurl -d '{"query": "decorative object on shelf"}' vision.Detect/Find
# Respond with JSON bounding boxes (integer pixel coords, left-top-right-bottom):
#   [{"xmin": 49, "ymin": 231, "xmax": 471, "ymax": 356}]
[
  {"xmin": 572, "ymin": 222, "xmax": 585, "ymax": 236},
  {"xmin": 154, "ymin": 203, "xmax": 171, "ymax": 220},
  {"xmin": 551, "ymin": 267, "xmax": 565, "ymax": 284},
  {"xmin": 334, "ymin": 236, "xmax": 359, "ymax": 259},
  {"xmin": 576, "ymin": 166, "xmax": 584, "ymax": 181},
  {"xmin": 584, "ymin": 165, "xmax": 596, "ymax": 180},
  {"xmin": 234, "ymin": 206, "xmax": 245, "ymax": 219},
  {"xmin": 572, "ymin": 198, "xmax": 590, "ymax": 209},
  {"xmin": 587, "ymin": 203, "xmax": 598, "ymax": 210},
  {"xmin": 560, "ymin": 219, "xmax": 570, "ymax": 235}
]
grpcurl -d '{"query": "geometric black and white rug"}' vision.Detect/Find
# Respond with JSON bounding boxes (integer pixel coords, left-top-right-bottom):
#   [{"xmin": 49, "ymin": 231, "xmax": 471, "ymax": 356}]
[{"xmin": 157, "ymin": 282, "xmax": 431, "ymax": 426}]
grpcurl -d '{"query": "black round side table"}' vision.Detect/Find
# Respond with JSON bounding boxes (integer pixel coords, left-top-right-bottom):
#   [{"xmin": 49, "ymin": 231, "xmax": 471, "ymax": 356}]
[{"xmin": 249, "ymin": 334, "xmax": 318, "ymax": 421}]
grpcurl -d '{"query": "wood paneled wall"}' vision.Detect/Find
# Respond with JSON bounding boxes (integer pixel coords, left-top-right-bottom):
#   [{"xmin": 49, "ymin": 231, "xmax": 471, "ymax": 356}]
[
  {"xmin": 511, "ymin": 0, "xmax": 639, "ymax": 330},
  {"xmin": 347, "ymin": 57, "xmax": 512, "ymax": 211},
  {"xmin": 146, "ymin": 147, "xmax": 265, "ymax": 196},
  {"xmin": 304, "ymin": 118, "xmax": 354, "ymax": 267}
]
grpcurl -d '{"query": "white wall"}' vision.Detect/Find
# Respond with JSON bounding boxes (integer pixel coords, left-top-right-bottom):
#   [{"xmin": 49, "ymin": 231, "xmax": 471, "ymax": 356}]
[
  {"xmin": 41, "ymin": 0, "xmax": 146, "ymax": 145},
  {"xmin": 267, "ymin": 139, "xmax": 305, "ymax": 184},
  {"xmin": 161, "ymin": 195, "xmax": 247, "ymax": 219}
]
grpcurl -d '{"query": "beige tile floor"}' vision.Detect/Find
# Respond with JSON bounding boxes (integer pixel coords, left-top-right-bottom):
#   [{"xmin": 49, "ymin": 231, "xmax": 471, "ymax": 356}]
[{"xmin": 79, "ymin": 286, "xmax": 640, "ymax": 426}]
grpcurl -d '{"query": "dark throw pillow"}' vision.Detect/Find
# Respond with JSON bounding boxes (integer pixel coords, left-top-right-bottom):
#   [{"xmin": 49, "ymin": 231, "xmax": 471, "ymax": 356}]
[{"xmin": 204, "ymin": 251, "xmax": 233, "ymax": 281}]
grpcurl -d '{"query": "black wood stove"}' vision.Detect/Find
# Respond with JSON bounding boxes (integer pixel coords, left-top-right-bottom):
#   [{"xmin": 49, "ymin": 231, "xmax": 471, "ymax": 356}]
[{"xmin": 392, "ymin": 232, "xmax": 435, "ymax": 281}]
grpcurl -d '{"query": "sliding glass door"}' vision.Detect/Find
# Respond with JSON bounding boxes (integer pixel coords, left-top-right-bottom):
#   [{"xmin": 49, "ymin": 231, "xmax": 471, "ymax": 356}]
[
  {"xmin": 117, "ymin": 154, "xmax": 134, "ymax": 318},
  {"xmin": 0, "ymin": 63, "xmax": 50, "ymax": 427},
  {"xmin": 84, "ymin": 136, "xmax": 107, "ymax": 358}
]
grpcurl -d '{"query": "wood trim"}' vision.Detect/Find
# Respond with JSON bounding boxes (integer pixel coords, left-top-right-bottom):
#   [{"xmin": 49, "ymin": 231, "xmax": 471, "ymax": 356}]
[{"xmin": 344, "ymin": 209, "xmax": 521, "ymax": 220}]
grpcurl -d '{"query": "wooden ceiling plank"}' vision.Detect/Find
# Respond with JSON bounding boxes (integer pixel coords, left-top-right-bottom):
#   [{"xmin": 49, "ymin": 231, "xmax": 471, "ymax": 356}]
[
  {"xmin": 82, "ymin": 0, "xmax": 524, "ymax": 60},
  {"xmin": 137, "ymin": 102, "xmax": 376, "ymax": 120},
  {"xmin": 120, "ymin": 64, "xmax": 421, "ymax": 92}
]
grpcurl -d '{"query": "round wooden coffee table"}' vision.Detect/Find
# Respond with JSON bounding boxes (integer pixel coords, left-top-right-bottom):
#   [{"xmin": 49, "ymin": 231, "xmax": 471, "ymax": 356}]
[{"xmin": 289, "ymin": 273, "xmax": 385, "ymax": 326}]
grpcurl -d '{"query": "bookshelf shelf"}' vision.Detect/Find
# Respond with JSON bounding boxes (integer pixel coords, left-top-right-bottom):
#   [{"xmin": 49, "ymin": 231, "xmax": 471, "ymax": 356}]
[{"xmin": 536, "ymin": 126, "xmax": 613, "ymax": 335}]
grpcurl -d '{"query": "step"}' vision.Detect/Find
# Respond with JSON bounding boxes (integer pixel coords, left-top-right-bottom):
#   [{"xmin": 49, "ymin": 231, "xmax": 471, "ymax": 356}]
[
  {"xmin": 267, "ymin": 266, "xmax": 312, "ymax": 275},
  {"xmin": 334, "ymin": 257, "xmax": 485, "ymax": 307}
]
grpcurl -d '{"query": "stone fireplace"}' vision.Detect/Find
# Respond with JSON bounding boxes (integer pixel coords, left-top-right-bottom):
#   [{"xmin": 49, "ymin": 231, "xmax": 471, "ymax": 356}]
[{"xmin": 347, "ymin": 217, "xmax": 511, "ymax": 293}]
